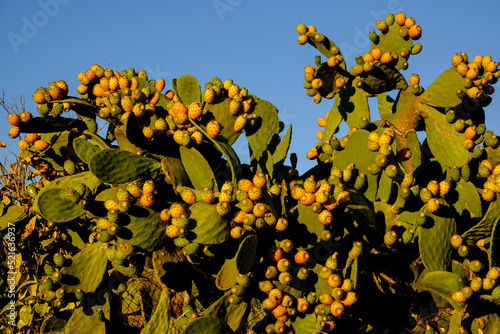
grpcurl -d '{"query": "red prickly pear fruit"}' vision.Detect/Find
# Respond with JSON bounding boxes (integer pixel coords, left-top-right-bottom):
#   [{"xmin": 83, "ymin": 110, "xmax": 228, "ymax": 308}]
[
  {"xmin": 294, "ymin": 250, "xmax": 310, "ymax": 265},
  {"xmin": 268, "ymin": 246, "xmax": 284, "ymax": 262}
]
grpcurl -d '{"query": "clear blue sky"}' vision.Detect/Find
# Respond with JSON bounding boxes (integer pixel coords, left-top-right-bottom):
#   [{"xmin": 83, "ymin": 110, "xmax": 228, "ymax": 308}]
[{"xmin": 1, "ymin": 0, "xmax": 499, "ymax": 174}]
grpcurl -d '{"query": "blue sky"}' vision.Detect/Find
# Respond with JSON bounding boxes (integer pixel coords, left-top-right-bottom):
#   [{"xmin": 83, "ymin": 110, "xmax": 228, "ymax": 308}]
[{"xmin": 1, "ymin": 0, "xmax": 499, "ymax": 174}]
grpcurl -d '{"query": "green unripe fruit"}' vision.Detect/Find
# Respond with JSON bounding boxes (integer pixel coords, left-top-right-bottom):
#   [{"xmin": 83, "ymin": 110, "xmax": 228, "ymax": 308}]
[
  {"xmin": 354, "ymin": 173, "xmax": 367, "ymax": 191},
  {"xmin": 461, "ymin": 165, "xmax": 471, "ymax": 182},
  {"xmin": 42, "ymin": 276, "xmax": 55, "ymax": 292},
  {"xmin": 458, "ymin": 245, "xmax": 469, "ymax": 257},
  {"xmin": 385, "ymin": 13, "xmax": 395, "ymax": 25},
  {"xmin": 44, "ymin": 291, "xmax": 57, "ymax": 302},
  {"xmin": 472, "ymin": 146, "xmax": 485, "ymax": 160},
  {"xmin": 280, "ymin": 239, "xmax": 294, "ymax": 253},
  {"xmin": 445, "ymin": 110, "xmax": 457, "ymax": 123},
  {"xmin": 56, "ymin": 287, "xmax": 66, "ymax": 300},
  {"xmin": 379, "ymin": 143, "xmax": 392, "ymax": 157},
  {"xmin": 485, "ymin": 134, "xmax": 499, "ymax": 148},
  {"xmin": 98, "ymin": 231, "xmax": 113, "ymax": 243},
  {"xmin": 368, "ymin": 30, "xmax": 379, "ymax": 44},
  {"xmin": 183, "ymin": 242, "xmax": 200, "ymax": 256},
  {"xmin": 415, "ymin": 212, "xmax": 427, "ymax": 226},
  {"xmin": 44, "ymin": 264, "xmax": 55, "ymax": 276},
  {"xmin": 402, "ymin": 228, "xmax": 414, "ymax": 244},
  {"xmin": 358, "ymin": 117, "xmax": 369, "ymax": 129},
  {"xmin": 411, "ymin": 43, "xmax": 422, "ymax": 55},
  {"xmin": 401, "ymin": 173, "xmax": 414, "ymax": 188},
  {"xmin": 385, "ymin": 164, "xmax": 398, "ymax": 178},
  {"xmin": 419, "ymin": 188, "xmax": 432, "ymax": 203},
  {"xmin": 450, "ymin": 167, "xmax": 461, "ymax": 182},
  {"xmin": 258, "ymin": 280, "xmax": 275, "ymax": 293},
  {"xmin": 367, "ymin": 163, "xmax": 382, "ymax": 175},
  {"xmin": 454, "ymin": 119, "xmax": 466, "ymax": 133},
  {"xmin": 174, "ymin": 237, "xmax": 190, "ymax": 248},
  {"xmin": 384, "ymin": 230, "xmax": 397, "ymax": 247},
  {"xmin": 51, "ymin": 270, "xmax": 62, "ymax": 283},
  {"xmin": 230, "ymin": 284, "xmax": 246, "ymax": 297},
  {"xmin": 53, "ymin": 253, "xmax": 65, "ymax": 267},
  {"xmin": 277, "ymin": 258, "xmax": 292, "ymax": 272}
]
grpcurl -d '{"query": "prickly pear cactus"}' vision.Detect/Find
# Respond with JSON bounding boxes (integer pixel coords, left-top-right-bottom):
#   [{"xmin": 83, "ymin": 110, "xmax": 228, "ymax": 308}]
[{"xmin": 2, "ymin": 11, "xmax": 500, "ymax": 334}]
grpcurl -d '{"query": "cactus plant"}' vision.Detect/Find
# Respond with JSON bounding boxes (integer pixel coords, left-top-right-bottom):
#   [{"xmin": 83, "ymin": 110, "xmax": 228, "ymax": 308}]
[{"xmin": 2, "ymin": 11, "xmax": 500, "ymax": 334}]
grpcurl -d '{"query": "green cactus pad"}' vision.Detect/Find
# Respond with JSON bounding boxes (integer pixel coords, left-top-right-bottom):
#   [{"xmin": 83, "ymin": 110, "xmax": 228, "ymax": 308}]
[
  {"xmin": 0, "ymin": 204, "xmax": 29, "ymax": 230},
  {"xmin": 453, "ymin": 179, "xmax": 483, "ymax": 219},
  {"xmin": 331, "ymin": 129, "xmax": 380, "ymax": 201},
  {"xmin": 191, "ymin": 201, "xmax": 230, "ymax": 245},
  {"xmin": 89, "ymin": 149, "xmax": 161, "ymax": 184},
  {"xmin": 378, "ymin": 93, "xmax": 397, "ymax": 124},
  {"xmin": 272, "ymin": 124, "xmax": 292, "ymax": 167},
  {"xmin": 202, "ymin": 95, "xmax": 241, "ymax": 145},
  {"xmin": 202, "ymin": 290, "xmax": 249, "ymax": 332},
  {"xmin": 490, "ymin": 218, "xmax": 500, "ymax": 268},
  {"xmin": 421, "ymin": 104, "xmax": 470, "ymax": 168},
  {"xmin": 36, "ymin": 188, "xmax": 85, "ymax": 223},
  {"xmin": 161, "ymin": 155, "xmax": 190, "ymax": 188},
  {"xmin": 291, "ymin": 312, "xmax": 317, "ymax": 334},
  {"xmin": 419, "ymin": 68, "xmax": 464, "ymax": 108},
  {"xmin": 360, "ymin": 62, "xmax": 408, "ymax": 94},
  {"xmin": 115, "ymin": 206, "xmax": 168, "ymax": 252},
  {"xmin": 321, "ymin": 97, "xmax": 343, "ymax": 145},
  {"xmin": 174, "ymin": 74, "xmax": 201, "ymax": 106},
  {"xmin": 114, "ymin": 112, "xmax": 150, "ymax": 154},
  {"xmin": 462, "ymin": 196, "xmax": 500, "ymax": 244},
  {"xmin": 19, "ymin": 115, "xmax": 86, "ymax": 133},
  {"xmin": 337, "ymin": 84, "xmax": 370, "ymax": 129},
  {"xmin": 305, "ymin": 32, "xmax": 346, "ymax": 69},
  {"xmin": 181, "ymin": 316, "xmax": 234, "ymax": 334},
  {"xmin": 139, "ymin": 288, "xmax": 172, "ymax": 334},
  {"xmin": 60, "ymin": 241, "xmax": 108, "ymax": 293},
  {"xmin": 368, "ymin": 23, "xmax": 413, "ymax": 70},
  {"xmin": 73, "ymin": 137, "xmax": 101, "ymax": 165},
  {"xmin": 235, "ymin": 235, "xmax": 258, "ymax": 275},
  {"xmin": 415, "ymin": 270, "xmax": 467, "ymax": 310},
  {"xmin": 246, "ymin": 99, "xmax": 280, "ymax": 161},
  {"xmin": 34, "ymin": 171, "xmax": 101, "ymax": 222},
  {"xmin": 314, "ymin": 63, "xmax": 350, "ymax": 98},
  {"xmin": 346, "ymin": 190, "xmax": 385, "ymax": 246},
  {"xmin": 297, "ymin": 202, "xmax": 326, "ymax": 244},
  {"xmin": 180, "ymin": 146, "xmax": 216, "ymax": 190},
  {"xmin": 216, "ymin": 257, "xmax": 238, "ymax": 291},
  {"xmin": 419, "ymin": 200, "xmax": 457, "ymax": 272}
]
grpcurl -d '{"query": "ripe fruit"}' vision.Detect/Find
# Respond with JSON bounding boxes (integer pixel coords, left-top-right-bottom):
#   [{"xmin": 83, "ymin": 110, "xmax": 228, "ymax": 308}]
[
  {"xmin": 206, "ymin": 120, "xmax": 221, "ymax": 138},
  {"xmin": 188, "ymin": 102, "xmax": 203, "ymax": 120},
  {"xmin": 395, "ymin": 12, "xmax": 406, "ymax": 25}
]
